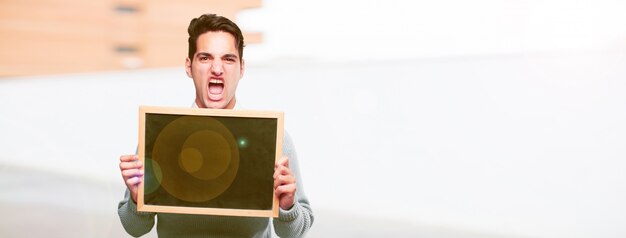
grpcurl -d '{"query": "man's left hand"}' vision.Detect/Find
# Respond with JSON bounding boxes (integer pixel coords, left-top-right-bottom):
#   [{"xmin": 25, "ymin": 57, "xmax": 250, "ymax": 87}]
[{"xmin": 274, "ymin": 155, "xmax": 296, "ymax": 210}]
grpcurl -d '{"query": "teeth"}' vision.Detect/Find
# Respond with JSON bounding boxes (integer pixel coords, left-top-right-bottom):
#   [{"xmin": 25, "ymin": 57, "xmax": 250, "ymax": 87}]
[{"xmin": 209, "ymin": 79, "xmax": 223, "ymax": 84}]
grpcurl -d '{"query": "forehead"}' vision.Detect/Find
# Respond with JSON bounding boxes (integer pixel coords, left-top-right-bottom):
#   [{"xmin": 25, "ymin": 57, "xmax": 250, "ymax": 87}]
[{"xmin": 195, "ymin": 31, "xmax": 239, "ymax": 56}]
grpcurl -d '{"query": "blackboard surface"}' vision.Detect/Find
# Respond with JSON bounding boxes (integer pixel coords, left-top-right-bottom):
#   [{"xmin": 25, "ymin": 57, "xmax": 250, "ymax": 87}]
[{"xmin": 137, "ymin": 106, "xmax": 283, "ymax": 217}]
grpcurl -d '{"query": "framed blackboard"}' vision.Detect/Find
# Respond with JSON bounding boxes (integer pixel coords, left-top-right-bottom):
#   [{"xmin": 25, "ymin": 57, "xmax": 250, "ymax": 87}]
[{"xmin": 137, "ymin": 106, "xmax": 283, "ymax": 217}]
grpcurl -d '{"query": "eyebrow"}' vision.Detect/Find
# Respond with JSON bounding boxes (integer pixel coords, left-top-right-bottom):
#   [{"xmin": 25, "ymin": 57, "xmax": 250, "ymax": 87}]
[
  {"xmin": 196, "ymin": 52, "xmax": 239, "ymax": 60},
  {"xmin": 196, "ymin": 52, "xmax": 210, "ymax": 58},
  {"xmin": 223, "ymin": 53, "xmax": 239, "ymax": 60}
]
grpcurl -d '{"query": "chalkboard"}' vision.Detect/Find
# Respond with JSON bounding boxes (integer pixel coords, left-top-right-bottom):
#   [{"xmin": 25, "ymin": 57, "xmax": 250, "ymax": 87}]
[{"xmin": 137, "ymin": 106, "xmax": 283, "ymax": 217}]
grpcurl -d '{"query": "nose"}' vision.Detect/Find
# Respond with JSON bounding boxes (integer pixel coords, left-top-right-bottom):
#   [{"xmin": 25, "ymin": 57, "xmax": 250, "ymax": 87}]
[{"xmin": 210, "ymin": 60, "xmax": 224, "ymax": 76}]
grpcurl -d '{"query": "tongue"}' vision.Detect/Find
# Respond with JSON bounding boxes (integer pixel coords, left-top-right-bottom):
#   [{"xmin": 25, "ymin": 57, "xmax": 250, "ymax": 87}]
[{"xmin": 209, "ymin": 83, "xmax": 224, "ymax": 94}]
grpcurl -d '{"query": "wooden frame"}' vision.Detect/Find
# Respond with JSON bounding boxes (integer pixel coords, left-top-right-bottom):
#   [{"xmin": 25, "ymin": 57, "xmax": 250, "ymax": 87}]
[{"xmin": 137, "ymin": 106, "xmax": 283, "ymax": 217}]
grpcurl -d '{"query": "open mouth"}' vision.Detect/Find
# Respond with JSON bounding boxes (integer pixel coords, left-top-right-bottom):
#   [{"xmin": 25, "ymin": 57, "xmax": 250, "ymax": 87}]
[{"xmin": 208, "ymin": 79, "xmax": 224, "ymax": 100}]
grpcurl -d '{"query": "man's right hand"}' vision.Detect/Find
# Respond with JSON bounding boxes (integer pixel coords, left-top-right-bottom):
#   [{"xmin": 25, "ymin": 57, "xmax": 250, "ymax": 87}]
[{"xmin": 119, "ymin": 155, "xmax": 143, "ymax": 203}]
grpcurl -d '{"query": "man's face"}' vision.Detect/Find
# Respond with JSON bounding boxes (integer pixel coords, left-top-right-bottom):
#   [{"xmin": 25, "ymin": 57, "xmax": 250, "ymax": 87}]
[{"xmin": 186, "ymin": 31, "xmax": 244, "ymax": 109}]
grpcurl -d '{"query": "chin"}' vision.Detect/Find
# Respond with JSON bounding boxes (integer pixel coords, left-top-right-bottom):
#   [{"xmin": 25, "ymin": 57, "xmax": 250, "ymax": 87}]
[{"xmin": 202, "ymin": 100, "xmax": 226, "ymax": 109}]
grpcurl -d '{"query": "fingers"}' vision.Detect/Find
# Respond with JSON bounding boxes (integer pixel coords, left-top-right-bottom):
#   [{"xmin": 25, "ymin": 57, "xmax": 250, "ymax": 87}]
[
  {"xmin": 119, "ymin": 155, "xmax": 142, "ymax": 170},
  {"xmin": 273, "ymin": 159, "xmax": 296, "ymax": 193},
  {"xmin": 122, "ymin": 170, "xmax": 143, "ymax": 186},
  {"xmin": 273, "ymin": 155, "xmax": 296, "ymax": 210},
  {"xmin": 126, "ymin": 176, "xmax": 142, "ymax": 186},
  {"xmin": 119, "ymin": 160, "xmax": 143, "ymax": 170},
  {"xmin": 276, "ymin": 155, "xmax": 289, "ymax": 168},
  {"xmin": 119, "ymin": 154, "xmax": 143, "ymax": 188},
  {"xmin": 274, "ymin": 155, "xmax": 294, "ymax": 189},
  {"xmin": 274, "ymin": 156, "xmax": 289, "ymax": 179},
  {"xmin": 119, "ymin": 154, "xmax": 143, "ymax": 203},
  {"xmin": 120, "ymin": 154, "xmax": 138, "ymax": 162},
  {"xmin": 121, "ymin": 168, "xmax": 143, "ymax": 178},
  {"xmin": 275, "ymin": 183, "xmax": 296, "ymax": 194},
  {"xmin": 126, "ymin": 176, "xmax": 141, "ymax": 203},
  {"xmin": 274, "ymin": 173, "xmax": 296, "ymax": 188},
  {"xmin": 275, "ymin": 183, "xmax": 296, "ymax": 210},
  {"xmin": 273, "ymin": 162, "xmax": 294, "ymax": 185}
]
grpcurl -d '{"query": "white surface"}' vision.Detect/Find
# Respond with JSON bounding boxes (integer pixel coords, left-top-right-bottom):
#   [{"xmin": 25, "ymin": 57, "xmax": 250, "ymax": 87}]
[
  {"xmin": 239, "ymin": 0, "xmax": 626, "ymax": 62},
  {"xmin": 1, "ymin": 49, "xmax": 625, "ymax": 237}
]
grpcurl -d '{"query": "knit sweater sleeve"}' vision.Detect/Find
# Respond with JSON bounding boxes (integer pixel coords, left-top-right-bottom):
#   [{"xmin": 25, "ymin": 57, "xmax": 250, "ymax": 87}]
[
  {"xmin": 117, "ymin": 188, "xmax": 157, "ymax": 237},
  {"xmin": 273, "ymin": 132, "xmax": 315, "ymax": 237}
]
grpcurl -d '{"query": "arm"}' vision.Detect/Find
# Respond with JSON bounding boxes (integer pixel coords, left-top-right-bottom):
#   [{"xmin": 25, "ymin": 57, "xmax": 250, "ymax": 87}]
[
  {"xmin": 273, "ymin": 133, "xmax": 315, "ymax": 237},
  {"xmin": 117, "ymin": 155, "xmax": 156, "ymax": 237},
  {"xmin": 118, "ymin": 189, "xmax": 157, "ymax": 237}
]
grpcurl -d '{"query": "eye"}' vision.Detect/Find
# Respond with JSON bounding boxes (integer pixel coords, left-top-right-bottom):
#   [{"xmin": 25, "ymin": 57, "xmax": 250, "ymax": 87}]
[{"xmin": 196, "ymin": 54, "xmax": 211, "ymax": 63}]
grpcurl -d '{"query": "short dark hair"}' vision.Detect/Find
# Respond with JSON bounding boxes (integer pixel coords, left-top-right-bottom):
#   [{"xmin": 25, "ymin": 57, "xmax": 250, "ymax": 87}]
[{"xmin": 187, "ymin": 14, "xmax": 245, "ymax": 61}]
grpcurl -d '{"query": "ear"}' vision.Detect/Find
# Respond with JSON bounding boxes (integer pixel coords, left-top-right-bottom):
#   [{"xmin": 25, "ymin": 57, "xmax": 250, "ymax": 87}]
[
  {"xmin": 185, "ymin": 57, "xmax": 192, "ymax": 78},
  {"xmin": 239, "ymin": 59, "xmax": 245, "ymax": 79}
]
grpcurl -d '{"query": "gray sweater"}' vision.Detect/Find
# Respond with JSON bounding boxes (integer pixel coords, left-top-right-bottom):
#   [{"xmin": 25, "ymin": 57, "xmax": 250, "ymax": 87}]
[{"xmin": 118, "ymin": 132, "xmax": 314, "ymax": 237}]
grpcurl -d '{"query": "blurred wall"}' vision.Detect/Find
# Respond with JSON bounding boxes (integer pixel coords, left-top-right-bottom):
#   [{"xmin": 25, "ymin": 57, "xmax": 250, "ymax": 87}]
[
  {"xmin": 240, "ymin": 0, "xmax": 626, "ymax": 62},
  {"xmin": 0, "ymin": 0, "xmax": 262, "ymax": 76}
]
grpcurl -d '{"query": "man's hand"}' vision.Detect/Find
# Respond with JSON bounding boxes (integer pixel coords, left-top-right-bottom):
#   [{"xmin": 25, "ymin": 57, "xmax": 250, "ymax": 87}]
[
  {"xmin": 119, "ymin": 155, "xmax": 143, "ymax": 203},
  {"xmin": 274, "ymin": 156, "xmax": 296, "ymax": 210}
]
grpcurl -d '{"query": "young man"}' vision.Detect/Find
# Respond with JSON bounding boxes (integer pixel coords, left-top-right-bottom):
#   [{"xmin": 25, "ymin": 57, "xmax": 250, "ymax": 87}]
[{"xmin": 117, "ymin": 14, "xmax": 314, "ymax": 237}]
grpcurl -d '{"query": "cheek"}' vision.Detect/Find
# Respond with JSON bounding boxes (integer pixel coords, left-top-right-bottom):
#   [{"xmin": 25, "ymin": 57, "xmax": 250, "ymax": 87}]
[
  {"xmin": 192, "ymin": 77, "xmax": 206, "ymax": 90},
  {"xmin": 191, "ymin": 68, "xmax": 207, "ymax": 84},
  {"xmin": 228, "ymin": 77, "xmax": 241, "ymax": 89},
  {"xmin": 233, "ymin": 66, "xmax": 244, "ymax": 78},
  {"xmin": 192, "ymin": 67, "xmax": 203, "ymax": 76},
  {"xmin": 192, "ymin": 64, "xmax": 209, "ymax": 75}
]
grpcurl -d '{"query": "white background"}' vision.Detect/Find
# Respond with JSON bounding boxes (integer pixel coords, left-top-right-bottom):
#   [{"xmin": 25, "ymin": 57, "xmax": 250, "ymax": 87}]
[{"xmin": 1, "ymin": 1, "xmax": 625, "ymax": 237}]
